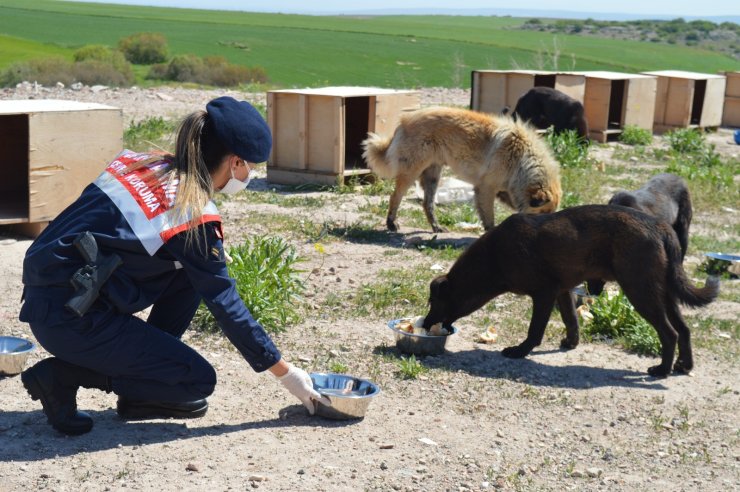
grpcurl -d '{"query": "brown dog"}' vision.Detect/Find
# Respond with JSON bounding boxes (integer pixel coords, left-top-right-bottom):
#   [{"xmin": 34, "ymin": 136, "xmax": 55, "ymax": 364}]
[
  {"xmin": 423, "ymin": 205, "xmax": 719, "ymax": 378},
  {"xmin": 361, "ymin": 106, "xmax": 561, "ymax": 232}
]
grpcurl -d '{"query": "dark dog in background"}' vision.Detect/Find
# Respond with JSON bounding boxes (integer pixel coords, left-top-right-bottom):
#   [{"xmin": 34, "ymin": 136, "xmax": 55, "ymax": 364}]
[
  {"xmin": 424, "ymin": 205, "xmax": 719, "ymax": 378},
  {"xmin": 505, "ymin": 86, "xmax": 589, "ymax": 140},
  {"xmin": 610, "ymin": 173, "xmax": 692, "ymax": 257},
  {"xmin": 586, "ymin": 173, "xmax": 693, "ymax": 296}
]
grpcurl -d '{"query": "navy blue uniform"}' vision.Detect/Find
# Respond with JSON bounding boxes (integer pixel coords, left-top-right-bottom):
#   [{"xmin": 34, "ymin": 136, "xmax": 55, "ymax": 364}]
[{"xmin": 20, "ymin": 151, "xmax": 281, "ymax": 402}]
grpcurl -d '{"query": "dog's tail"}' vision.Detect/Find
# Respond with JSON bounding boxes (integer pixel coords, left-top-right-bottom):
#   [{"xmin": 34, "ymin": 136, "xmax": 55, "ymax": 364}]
[
  {"xmin": 664, "ymin": 232, "xmax": 719, "ymax": 307},
  {"xmin": 361, "ymin": 132, "xmax": 396, "ymax": 179}
]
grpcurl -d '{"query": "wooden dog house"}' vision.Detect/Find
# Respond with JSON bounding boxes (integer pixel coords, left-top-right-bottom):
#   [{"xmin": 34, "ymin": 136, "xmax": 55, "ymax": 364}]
[
  {"xmin": 642, "ymin": 70, "xmax": 726, "ymax": 132},
  {"xmin": 266, "ymin": 87, "xmax": 420, "ymax": 185},
  {"xmin": 576, "ymin": 71, "xmax": 657, "ymax": 142},
  {"xmin": 722, "ymin": 71, "xmax": 740, "ymax": 128},
  {"xmin": 0, "ymin": 100, "xmax": 122, "ymax": 237},
  {"xmin": 470, "ymin": 69, "xmax": 586, "ymax": 114}
]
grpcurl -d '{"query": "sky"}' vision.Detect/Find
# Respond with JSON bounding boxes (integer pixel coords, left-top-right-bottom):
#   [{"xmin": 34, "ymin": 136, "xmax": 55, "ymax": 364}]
[{"xmin": 74, "ymin": 1, "xmax": 740, "ymax": 20}]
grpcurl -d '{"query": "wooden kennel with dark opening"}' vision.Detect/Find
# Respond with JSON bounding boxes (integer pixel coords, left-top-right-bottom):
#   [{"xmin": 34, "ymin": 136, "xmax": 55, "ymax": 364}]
[
  {"xmin": 266, "ymin": 87, "xmax": 420, "ymax": 185},
  {"xmin": 470, "ymin": 70, "xmax": 586, "ymax": 115},
  {"xmin": 721, "ymin": 71, "xmax": 740, "ymax": 128},
  {"xmin": 642, "ymin": 70, "xmax": 726, "ymax": 132},
  {"xmin": 0, "ymin": 100, "xmax": 122, "ymax": 237},
  {"xmin": 577, "ymin": 71, "xmax": 657, "ymax": 142}
]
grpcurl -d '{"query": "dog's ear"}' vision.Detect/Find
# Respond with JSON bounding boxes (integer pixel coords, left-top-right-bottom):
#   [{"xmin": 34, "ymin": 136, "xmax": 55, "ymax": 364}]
[
  {"xmin": 528, "ymin": 188, "xmax": 551, "ymax": 208},
  {"xmin": 429, "ymin": 276, "xmax": 449, "ymax": 301}
]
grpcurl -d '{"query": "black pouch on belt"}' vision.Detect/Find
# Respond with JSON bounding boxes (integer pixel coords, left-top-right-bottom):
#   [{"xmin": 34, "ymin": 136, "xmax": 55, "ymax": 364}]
[{"xmin": 65, "ymin": 231, "xmax": 123, "ymax": 317}]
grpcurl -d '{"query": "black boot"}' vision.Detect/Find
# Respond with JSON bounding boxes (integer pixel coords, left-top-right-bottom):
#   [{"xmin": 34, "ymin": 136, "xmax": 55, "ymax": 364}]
[
  {"xmin": 21, "ymin": 357, "xmax": 110, "ymax": 436},
  {"xmin": 116, "ymin": 397, "xmax": 208, "ymax": 420}
]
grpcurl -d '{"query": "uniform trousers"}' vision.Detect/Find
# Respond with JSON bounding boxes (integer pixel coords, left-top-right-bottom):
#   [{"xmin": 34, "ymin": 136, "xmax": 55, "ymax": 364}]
[{"xmin": 22, "ymin": 271, "xmax": 217, "ymax": 402}]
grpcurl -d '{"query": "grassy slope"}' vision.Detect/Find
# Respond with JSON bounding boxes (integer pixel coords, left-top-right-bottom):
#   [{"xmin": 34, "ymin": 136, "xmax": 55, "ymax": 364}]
[
  {"xmin": 0, "ymin": 0, "xmax": 737, "ymax": 88},
  {"xmin": 0, "ymin": 34, "xmax": 72, "ymax": 66}
]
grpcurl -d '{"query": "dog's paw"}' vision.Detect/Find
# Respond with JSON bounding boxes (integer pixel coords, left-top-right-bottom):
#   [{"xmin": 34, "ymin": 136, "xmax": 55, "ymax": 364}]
[
  {"xmin": 673, "ymin": 359, "xmax": 693, "ymax": 374},
  {"xmin": 386, "ymin": 219, "xmax": 399, "ymax": 232},
  {"xmin": 501, "ymin": 345, "xmax": 530, "ymax": 359},
  {"xmin": 647, "ymin": 364, "xmax": 671, "ymax": 378},
  {"xmin": 560, "ymin": 338, "xmax": 578, "ymax": 350}
]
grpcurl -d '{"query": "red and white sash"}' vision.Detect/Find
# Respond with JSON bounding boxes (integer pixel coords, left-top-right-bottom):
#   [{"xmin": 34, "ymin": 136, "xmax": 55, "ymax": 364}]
[{"xmin": 94, "ymin": 150, "xmax": 222, "ymax": 255}]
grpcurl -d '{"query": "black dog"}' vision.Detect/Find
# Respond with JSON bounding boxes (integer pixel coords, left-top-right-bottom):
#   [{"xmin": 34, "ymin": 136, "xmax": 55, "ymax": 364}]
[
  {"xmin": 587, "ymin": 173, "xmax": 693, "ymax": 296},
  {"xmin": 507, "ymin": 86, "xmax": 589, "ymax": 140},
  {"xmin": 610, "ymin": 173, "xmax": 692, "ymax": 258},
  {"xmin": 423, "ymin": 205, "xmax": 719, "ymax": 378}
]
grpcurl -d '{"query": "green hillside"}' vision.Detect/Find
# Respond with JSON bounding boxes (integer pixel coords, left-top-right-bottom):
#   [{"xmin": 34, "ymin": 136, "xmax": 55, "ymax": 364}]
[
  {"xmin": 0, "ymin": 34, "xmax": 71, "ymax": 66},
  {"xmin": 0, "ymin": 0, "xmax": 737, "ymax": 88}
]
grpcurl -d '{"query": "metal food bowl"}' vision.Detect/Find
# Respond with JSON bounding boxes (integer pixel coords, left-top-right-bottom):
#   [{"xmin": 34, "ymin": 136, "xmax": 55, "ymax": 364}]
[
  {"xmin": 310, "ymin": 373, "xmax": 380, "ymax": 420},
  {"xmin": 0, "ymin": 336, "xmax": 36, "ymax": 377},
  {"xmin": 704, "ymin": 252, "xmax": 740, "ymax": 262},
  {"xmin": 387, "ymin": 319, "xmax": 458, "ymax": 356}
]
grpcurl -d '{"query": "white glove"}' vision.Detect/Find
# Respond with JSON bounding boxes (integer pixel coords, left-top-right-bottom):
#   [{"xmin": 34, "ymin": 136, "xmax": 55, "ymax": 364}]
[{"xmin": 278, "ymin": 364, "xmax": 331, "ymax": 415}]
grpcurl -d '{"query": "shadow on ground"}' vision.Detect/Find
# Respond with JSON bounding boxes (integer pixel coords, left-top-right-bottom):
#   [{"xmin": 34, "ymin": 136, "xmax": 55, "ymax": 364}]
[
  {"xmin": 373, "ymin": 344, "xmax": 669, "ymax": 391},
  {"xmin": 0, "ymin": 403, "xmax": 356, "ymax": 462}
]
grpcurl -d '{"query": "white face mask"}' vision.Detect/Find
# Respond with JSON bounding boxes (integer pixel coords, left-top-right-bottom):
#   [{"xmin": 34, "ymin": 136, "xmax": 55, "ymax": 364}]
[{"xmin": 219, "ymin": 164, "xmax": 252, "ymax": 195}]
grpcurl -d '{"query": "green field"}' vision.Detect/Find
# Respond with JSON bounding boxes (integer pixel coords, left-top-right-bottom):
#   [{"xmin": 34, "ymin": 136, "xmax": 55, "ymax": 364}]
[{"xmin": 0, "ymin": 0, "xmax": 737, "ymax": 88}]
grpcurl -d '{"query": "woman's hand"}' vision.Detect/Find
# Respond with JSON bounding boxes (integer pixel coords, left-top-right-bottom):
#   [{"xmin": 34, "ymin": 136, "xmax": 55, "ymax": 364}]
[{"xmin": 275, "ymin": 363, "xmax": 330, "ymax": 414}]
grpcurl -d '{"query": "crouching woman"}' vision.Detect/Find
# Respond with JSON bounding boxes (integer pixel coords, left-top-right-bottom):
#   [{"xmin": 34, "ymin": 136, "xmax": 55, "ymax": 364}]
[{"xmin": 19, "ymin": 96, "xmax": 327, "ymax": 435}]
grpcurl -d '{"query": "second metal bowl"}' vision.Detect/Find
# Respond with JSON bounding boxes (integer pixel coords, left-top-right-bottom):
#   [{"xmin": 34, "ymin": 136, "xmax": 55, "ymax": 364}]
[
  {"xmin": 387, "ymin": 319, "xmax": 458, "ymax": 356},
  {"xmin": 0, "ymin": 336, "xmax": 36, "ymax": 377}
]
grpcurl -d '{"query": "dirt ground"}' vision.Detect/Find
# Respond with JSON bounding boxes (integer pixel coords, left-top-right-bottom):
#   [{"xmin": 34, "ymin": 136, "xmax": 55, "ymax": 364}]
[{"xmin": 0, "ymin": 85, "xmax": 738, "ymax": 492}]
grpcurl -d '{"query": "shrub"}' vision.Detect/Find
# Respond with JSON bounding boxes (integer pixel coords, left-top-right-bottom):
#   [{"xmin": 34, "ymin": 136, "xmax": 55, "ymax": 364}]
[
  {"xmin": 118, "ymin": 32, "xmax": 168, "ymax": 64},
  {"xmin": 619, "ymin": 125, "xmax": 653, "ymax": 146},
  {"xmin": 582, "ymin": 290, "xmax": 660, "ymax": 356},
  {"xmin": 160, "ymin": 53, "xmax": 203, "ymax": 82},
  {"xmin": 192, "ymin": 236, "xmax": 304, "ymax": 334},
  {"xmin": 0, "ymin": 57, "xmax": 75, "ymax": 86},
  {"xmin": 204, "ymin": 55, "xmax": 268, "ymax": 86},
  {"xmin": 147, "ymin": 53, "xmax": 268, "ymax": 87},
  {"xmin": 72, "ymin": 45, "xmax": 134, "ymax": 85},
  {"xmin": 73, "ymin": 59, "xmax": 135, "ymax": 86},
  {"xmin": 0, "ymin": 44, "xmax": 135, "ymax": 87}
]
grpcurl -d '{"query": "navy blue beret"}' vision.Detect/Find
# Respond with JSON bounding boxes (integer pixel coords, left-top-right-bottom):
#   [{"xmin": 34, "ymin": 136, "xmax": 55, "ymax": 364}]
[{"xmin": 206, "ymin": 96, "xmax": 272, "ymax": 163}]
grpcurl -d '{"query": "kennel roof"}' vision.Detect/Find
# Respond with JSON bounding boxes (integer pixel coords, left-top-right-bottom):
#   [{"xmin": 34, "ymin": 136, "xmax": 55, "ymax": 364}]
[
  {"xmin": 267, "ymin": 86, "xmax": 418, "ymax": 97},
  {"xmin": 571, "ymin": 71, "xmax": 657, "ymax": 80},
  {"xmin": 642, "ymin": 70, "xmax": 726, "ymax": 80},
  {"xmin": 0, "ymin": 100, "xmax": 119, "ymax": 115}
]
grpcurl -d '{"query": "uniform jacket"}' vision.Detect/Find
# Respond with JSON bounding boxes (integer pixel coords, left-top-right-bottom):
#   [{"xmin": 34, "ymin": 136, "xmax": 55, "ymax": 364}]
[{"xmin": 21, "ymin": 150, "xmax": 281, "ymax": 372}]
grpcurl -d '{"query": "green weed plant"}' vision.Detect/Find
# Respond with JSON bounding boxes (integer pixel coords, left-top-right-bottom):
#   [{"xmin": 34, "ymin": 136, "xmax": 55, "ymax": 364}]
[
  {"xmin": 192, "ymin": 236, "xmax": 304, "ymax": 333},
  {"xmin": 544, "ymin": 129, "xmax": 593, "ymax": 168},
  {"xmin": 663, "ymin": 128, "xmax": 736, "ymax": 194},
  {"xmin": 396, "ymin": 355, "xmax": 427, "ymax": 379},
  {"xmin": 618, "ymin": 125, "xmax": 653, "ymax": 146},
  {"xmin": 582, "ymin": 290, "xmax": 661, "ymax": 356}
]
